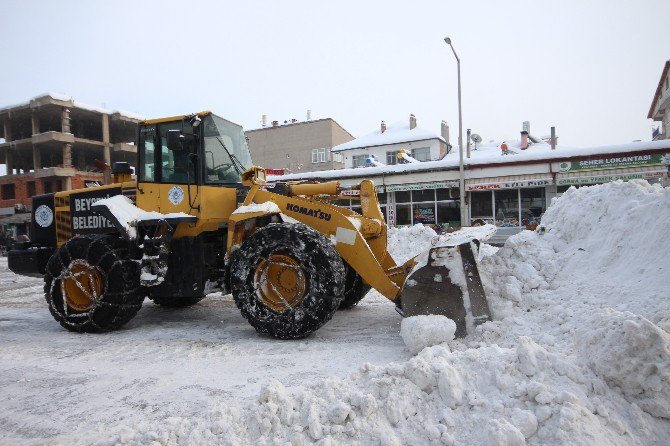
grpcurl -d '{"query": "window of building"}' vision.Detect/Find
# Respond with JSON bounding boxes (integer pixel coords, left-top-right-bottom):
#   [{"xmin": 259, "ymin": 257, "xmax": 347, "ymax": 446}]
[
  {"xmin": 471, "ymin": 191, "xmax": 493, "ymax": 222},
  {"xmin": 495, "ymin": 189, "xmax": 520, "ymax": 226},
  {"xmin": 43, "ymin": 181, "xmax": 52, "ymax": 193},
  {"xmin": 396, "ymin": 204, "xmax": 411, "ymax": 225},
  {"xmin": 332, "ymin": 152, "xmax": 344, "ymax": 163},
  {"xmin": 27, "ymin": 181, "xmax": 36, "ymax": 197},
  {"xmin": 1, "ymin": 184, "xmax": 16, "ymax": 200},
  {"xmin": 411, "ymin": 189, "xmax": 435, "ymax": 202},
  {"xmin": 386, "ymin": 150, "xmax": 400, "ymax": 165},
  {"xmin": 351, "ymin": 154, "xmax": 368, "ymax": 168},
  {"xmin": 312, "ymin": 148, "xmax": 328, "ymax": 163},
  {"xmin": 412, "ymin": 147, "xmax": 431, "ymax": 161}
]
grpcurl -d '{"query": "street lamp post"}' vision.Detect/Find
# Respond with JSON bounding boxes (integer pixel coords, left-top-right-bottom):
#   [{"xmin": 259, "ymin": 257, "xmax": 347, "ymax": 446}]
[{"xmin": 444, "ymin": 36, "xmax": 468, "ymax": 227}]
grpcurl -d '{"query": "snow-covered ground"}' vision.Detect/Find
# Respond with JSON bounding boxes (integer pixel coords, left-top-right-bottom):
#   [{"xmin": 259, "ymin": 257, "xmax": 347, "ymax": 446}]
[{"xmin": 1, "ymin": 180, "xmax": 669, "ymax": 445}]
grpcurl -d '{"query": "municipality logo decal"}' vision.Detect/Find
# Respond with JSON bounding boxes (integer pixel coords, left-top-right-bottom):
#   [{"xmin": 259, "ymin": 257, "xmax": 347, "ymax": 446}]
[
  {"xmin": 167, "ymin": 185, "xmax": 185, "ymax": 205},
  {"xmin": 558, "ymin": 162, "xmax": 571, "ymax": 172},
  {"xmin": 35, "ymin": 205, "xmax": 54, "ymax": 228}
]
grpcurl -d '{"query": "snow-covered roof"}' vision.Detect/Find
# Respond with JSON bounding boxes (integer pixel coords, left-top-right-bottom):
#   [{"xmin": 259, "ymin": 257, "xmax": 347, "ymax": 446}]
[
  {"xmin": 270, "ymin": 139, "xmax": 670, "ymax": 182},
  {"xmin": 331, "ymin": 121, "xmax": 444, "ymax": 152},
  {"xmin": 0, "ymin": 93, "xmax": 144, "ymax": 121}
]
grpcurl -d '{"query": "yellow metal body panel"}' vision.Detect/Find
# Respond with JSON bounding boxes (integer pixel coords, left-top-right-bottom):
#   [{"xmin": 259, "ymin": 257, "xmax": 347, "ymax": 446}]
[
  {"xmin": 140, "ymin": 111, "xmax": 212, "ymax": 125},
  {"xmin": 136, "ymin": 182, "xmax": 238, "ymax": 237}
]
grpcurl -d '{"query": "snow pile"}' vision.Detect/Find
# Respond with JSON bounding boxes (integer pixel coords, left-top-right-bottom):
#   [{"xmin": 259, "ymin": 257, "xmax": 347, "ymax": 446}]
[
  {"xmin": 232, "ymin": 202, "xmax": 281, "ymax": 215},
  {"xmin": 400, "ymin": 315, "xmax": 457, "ymax": 354},
  {"xmin": 576, "ymin": 310, "xmax": 670, "ymax": 418},
  {"xmin": 23, "ymin": 180, "xmax": 670, "ymax": 445},
  {"xmin": 387, "ymin": 224, "xmax": 437, "ymax": 263},
  {"xmin": 92, "ymin": 195, "xmax": 192, "ymax": 239}
]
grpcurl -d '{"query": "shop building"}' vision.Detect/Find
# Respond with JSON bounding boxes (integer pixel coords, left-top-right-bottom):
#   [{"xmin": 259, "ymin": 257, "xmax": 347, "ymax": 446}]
[
  {"xmin": 649, "ymin": 59, "xmax": 670, "ymax": 141},
  {"xmin": 331, "ymin": 115, "xmax": 450, "ymax": 168},
  {"xmin": 271, "ymin": 136, "xmax": 670, "ymax": 243}
]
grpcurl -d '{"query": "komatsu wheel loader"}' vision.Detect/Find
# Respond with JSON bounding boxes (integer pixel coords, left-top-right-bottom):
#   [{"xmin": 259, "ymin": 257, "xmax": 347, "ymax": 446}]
[{"xmin": 8, "ymin": 111, "xmax": 493, "ymax": 339}]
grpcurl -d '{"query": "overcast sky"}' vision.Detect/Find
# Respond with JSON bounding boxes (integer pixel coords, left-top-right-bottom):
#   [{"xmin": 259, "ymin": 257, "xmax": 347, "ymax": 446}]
[{"xmin": 1, "ymin": 0, "xmax": 669, "ymax": 148}]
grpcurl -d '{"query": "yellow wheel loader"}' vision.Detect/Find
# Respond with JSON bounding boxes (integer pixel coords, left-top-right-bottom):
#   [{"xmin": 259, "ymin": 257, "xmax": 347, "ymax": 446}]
[{"xmin": 8, "ymin": 112, "xmax": 493, "ymax": 339}]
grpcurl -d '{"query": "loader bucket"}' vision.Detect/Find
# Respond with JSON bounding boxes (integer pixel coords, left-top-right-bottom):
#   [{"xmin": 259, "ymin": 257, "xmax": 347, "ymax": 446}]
[{"xmin": 397, "ymin": 225, "xmax": 496, "ymax": 338}]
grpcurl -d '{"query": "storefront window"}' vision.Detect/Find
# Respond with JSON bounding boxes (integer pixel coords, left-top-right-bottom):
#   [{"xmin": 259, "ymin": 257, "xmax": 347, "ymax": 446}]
[
  {"xmin": 436, "ymin": 188, "xmax": 452, "ymax": 201},
  {"xmin": 520, "ymin": 188, "xmax": 546, "ymax": 229},
  {"xmin": 471, "ymin": 191, "xmax": 493, "ymax": 221},
  {"xmin": 412, "ymin": 203, "xmax": 436, "ymax": 224},
  {"xmin": 396, "ymin": 204, "xmax": 411, "ymax": 225},
  {"xmin": 495, "ymin": 189, "xmax": 520, "ymax": 227},
  {"xmin": 377, "ymin": 192, "xmax": 387, "ymax": 204},
  {"xmin": 412, "ymin": 189, "xmax": 435, "ymax": 202},
  {"xmin": 437, "ymin": 202, "xmax": 460, "ymax": 228},
  {"xmin": 395, "ymin": 191, "xmax": 411, "ymax": 203}
]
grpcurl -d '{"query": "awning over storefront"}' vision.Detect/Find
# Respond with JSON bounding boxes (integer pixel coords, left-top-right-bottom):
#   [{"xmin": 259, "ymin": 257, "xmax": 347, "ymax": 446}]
[
  {"xmin": 465, "ymin": 174, "xmax": 552, "ymax": 191},
  {"xmin": 556, "ymin": 166, "xmax": 667, "ymax": 186}
]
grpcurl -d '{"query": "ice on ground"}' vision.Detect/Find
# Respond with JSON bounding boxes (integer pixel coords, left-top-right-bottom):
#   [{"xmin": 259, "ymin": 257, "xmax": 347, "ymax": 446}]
[{"xmin": 400, "ymin": 315, "xmax": 457, "ymax": 355}]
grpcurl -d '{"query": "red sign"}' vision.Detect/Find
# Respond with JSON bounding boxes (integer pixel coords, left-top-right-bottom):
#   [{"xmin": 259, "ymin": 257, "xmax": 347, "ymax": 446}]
[{"xmin": 266, "ymin": 169, "xmax": 285, "ymax": 176}]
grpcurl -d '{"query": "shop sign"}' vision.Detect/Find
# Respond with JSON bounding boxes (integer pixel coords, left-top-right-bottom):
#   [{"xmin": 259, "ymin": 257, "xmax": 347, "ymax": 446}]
[
  {"xmin": 413, "ymin": 206, "xmax": 435, "ymax": 224},
  {"xmin": 557, "ymin": 153, "xmax": 669, "ymax": 172},
  {"xmin": 385, "ymin": 181, "xmax": 458, "ymax": 192},
  {"xmin": 557, "ymin": 171, "xmax": 663, "ymax": 186},
  {"xmin": 466, "ymin": 179, "xmax": 552, "ymax": 191}
]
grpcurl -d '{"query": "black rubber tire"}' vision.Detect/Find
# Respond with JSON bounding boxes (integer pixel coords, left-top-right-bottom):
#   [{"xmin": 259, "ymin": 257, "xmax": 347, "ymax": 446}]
[
  {"xmin": 44, "ymin": 235, "xmax": 144, "ymax": 333},
  {"xmin": 150, "ymin": 295, "xmax": 206, "ymax": 307},
  {"xmin": 338, "ymin": 263, "xmax": 371, "ymax": 310},
  {"xmin": 230, "ymin": 223, "xmax": 346, "ymax": 339}
]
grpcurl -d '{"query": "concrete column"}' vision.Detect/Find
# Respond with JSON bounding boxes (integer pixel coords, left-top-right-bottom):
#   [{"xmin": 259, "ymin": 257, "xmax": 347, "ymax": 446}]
[
  {"xmin": 63, "ymin": 176, "xmax": 72, "ymax": 191},
  {"xmin": 5, "ymin": 149, "xmax": 13, "ymax": 175},
  {"xmin": 32, "ymin": 146, "xmax": 41, "ymax": 170},
  {"xmin": 3, "ymin": 119, "xmax": 13, "ymax": 175},
  {"xmin": 61, "ymin": 107, "xmax": 71, "ymax": 133},
  {"xmin": 31, "ymin": 111, "xmax": 42, "ymax": 170},
  {"xmin": 102, "ymin": 114, "xmax": 111, "ymax": 165},
  {"xmin": 62, "ymin": 143, "xmax": 72, "ymax": 168}
]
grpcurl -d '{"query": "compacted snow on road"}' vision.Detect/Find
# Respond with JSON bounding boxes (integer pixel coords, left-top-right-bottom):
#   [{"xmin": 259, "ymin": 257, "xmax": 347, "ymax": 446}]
[{"xmin": 1, "ymin": 180, "xmax": 669, "ymax": 445}]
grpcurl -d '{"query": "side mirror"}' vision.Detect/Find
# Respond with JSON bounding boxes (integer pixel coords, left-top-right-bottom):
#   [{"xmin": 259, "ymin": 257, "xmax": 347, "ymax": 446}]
[{"xmin": 167, "ymin": 129, "xmax": 184, "ymax": 151}]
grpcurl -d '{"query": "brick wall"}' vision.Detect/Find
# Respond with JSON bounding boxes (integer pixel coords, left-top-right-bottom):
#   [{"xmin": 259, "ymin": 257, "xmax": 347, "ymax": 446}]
[{"xmin": 0, "ymin": 173, "xmax": 105, "ymax": 210}]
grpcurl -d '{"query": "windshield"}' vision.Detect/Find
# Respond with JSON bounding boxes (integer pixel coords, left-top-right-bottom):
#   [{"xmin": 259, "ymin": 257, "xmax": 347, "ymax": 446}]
[{"xmin": 202, "ymin": 114, "xmax": 253, "ymax": 184}]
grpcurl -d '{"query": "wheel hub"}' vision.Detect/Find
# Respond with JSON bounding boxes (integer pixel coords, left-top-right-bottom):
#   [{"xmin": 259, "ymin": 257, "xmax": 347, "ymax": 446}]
[
  {"xmin": 254, "ymin": 254, "xmax": 306, "ymax": 311},
  {"xmin": 61, "ymin": 260, "xmax": 103, "ymax": 312}
]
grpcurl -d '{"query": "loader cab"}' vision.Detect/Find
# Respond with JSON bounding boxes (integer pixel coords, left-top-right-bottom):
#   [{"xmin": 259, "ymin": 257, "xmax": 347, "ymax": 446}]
[{"xmin": 137, "ymin": 112, "xmax": 253, "ymax": 187}]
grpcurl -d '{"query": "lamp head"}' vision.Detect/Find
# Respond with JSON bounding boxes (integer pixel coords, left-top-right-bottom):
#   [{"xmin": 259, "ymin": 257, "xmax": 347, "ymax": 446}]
[{"xmin": 444, "ymin": 37, "xmax": 452, "ymax": 45}]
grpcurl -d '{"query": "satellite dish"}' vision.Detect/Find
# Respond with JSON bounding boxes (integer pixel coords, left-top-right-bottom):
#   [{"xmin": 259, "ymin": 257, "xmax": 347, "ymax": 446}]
[{"xmin": 470, "ymin": 133, "xmax": 482, "ymax": 150}]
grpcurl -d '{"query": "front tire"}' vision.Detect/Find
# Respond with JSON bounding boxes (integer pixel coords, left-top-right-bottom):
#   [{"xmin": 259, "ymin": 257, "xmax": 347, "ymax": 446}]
[
  {"xmin": 44, "ymin": 235, "xmax": 144, "ymax": 332},
  {"xmin": 230, "ymin": 223, "xmax": 346, "ymax": 339},
  {"xmin": 338, "ymin": 263, "xmax": 371, "ymax": 310}
]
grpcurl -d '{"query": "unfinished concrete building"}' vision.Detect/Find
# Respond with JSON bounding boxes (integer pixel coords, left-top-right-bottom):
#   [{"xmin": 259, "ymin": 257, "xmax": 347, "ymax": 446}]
[{"xmin": 0, "ymin": 94, "xmax": 141, "ymax": 219}]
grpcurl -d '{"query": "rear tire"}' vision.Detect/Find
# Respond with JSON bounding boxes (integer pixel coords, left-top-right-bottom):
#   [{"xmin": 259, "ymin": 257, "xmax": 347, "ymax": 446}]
[
  {"xmin": 338, "ymin": 263, "xmax": 371, "ymax": 310},
  {"xmin": 150, "ymin": 294, "xmax": 205, "ymax": 307},
  {"xmin": 230, "ymin": 223, "xmax": 346, "ymax": 339},
  {"xmin": 44, "ymin": 235, "xmax": 144, "ymax": 332}
]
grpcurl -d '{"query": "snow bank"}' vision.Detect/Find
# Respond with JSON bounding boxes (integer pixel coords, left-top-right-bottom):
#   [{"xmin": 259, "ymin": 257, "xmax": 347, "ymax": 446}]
[{"xmin": 42, "ymin": 181, "xmax": 670, "ymax": 445}]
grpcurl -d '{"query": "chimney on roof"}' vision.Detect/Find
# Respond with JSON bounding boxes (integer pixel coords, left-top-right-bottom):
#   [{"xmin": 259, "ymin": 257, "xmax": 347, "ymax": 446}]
[
  {"xmin": 381, "ymin": 120, "xmax": 387, "ymax": 133},
  {"xmin": 262, "ymin": 114, "xmax": 267, "ymax": 128},
  {"xmin": 441, "ymin": 121, "xmax": 451, "ymax": 153},
  {"xmin": 409, "ymin": 114, "xmax": 417, "ymax": 130},
  {"xmin": 272, "ymin": 120, "xmax": 279, "ymax": 127},
  {"xmin": 520, "ymin": 131, "xmax": 529, "ymax": 150}
]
